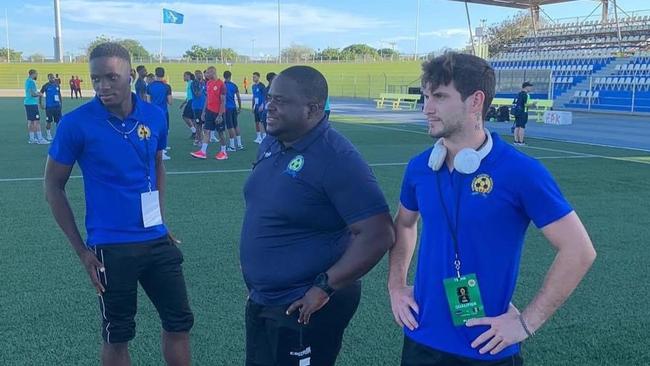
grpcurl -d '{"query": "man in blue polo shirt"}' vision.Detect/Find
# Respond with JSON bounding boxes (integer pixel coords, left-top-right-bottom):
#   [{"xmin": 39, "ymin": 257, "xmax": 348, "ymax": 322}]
[
  {"xmin": 146, "ymin": 67, "xmax": 172, "ymax": 160},
  {"xmin": 388, "ymin": 52, "xmax": 596, "ymax": 365},
  {"xmin": 44, "ymin": 42, "xmax": 193, "ymax": 366},
  {"xmin": 240, "ymin": 65, "xmax": 394, "ymax": 366},
  {"xmin": 223, "ymin": 70, "xmax": 243, "ymax": 151},
  {"xmin": 251, "ymin": 71, "xmax": 265, "ymax": 143},
  {"xmin": 24, "ymin": 69, "xmax": 48, "ymax": 144},
  {"xmin": 39, "ymin": 73, "xmax": 63, "ymax": 141},
  {"xmin": 134, "ymin": 65, "xmax": 148, "ymax": 100}
]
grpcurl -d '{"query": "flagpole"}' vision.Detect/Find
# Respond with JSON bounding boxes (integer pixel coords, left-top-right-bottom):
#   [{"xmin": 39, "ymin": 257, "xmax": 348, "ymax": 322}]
[{"xmin": 159, "ymin": 10, "xmax": 163, "ymax": 63}]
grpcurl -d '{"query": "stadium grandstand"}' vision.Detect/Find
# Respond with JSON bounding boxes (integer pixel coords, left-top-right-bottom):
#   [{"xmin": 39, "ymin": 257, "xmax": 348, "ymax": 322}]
[{"xmin": 458, "ymin": 0, "xmax": 650, "ymax": 114}]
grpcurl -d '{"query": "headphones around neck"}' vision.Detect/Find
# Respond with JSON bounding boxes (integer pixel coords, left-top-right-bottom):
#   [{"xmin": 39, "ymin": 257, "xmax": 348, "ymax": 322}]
[{"xmin": 427, "ymin": 129, "xmax": 493, "ymax": 174}]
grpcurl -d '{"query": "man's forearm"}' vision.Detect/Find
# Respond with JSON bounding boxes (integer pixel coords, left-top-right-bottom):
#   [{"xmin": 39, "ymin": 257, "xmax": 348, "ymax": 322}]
[
  {"xmin": 326, "ymin": 214, "xmax": 394, "ymax": 290},
  {"xmin": 45, "ymin": 187, "xmax": 87, "ymax": 257},
  {"xmin": 156, "ymin": 158, "xmax": 166, "ymax": 220},
  {"xmin": 388, "ymin": 224, "xmax": 418, "ymax": 289},
  {"xmin": 522, "ymin": 245, "xmax": 596, "ymax": 333}
]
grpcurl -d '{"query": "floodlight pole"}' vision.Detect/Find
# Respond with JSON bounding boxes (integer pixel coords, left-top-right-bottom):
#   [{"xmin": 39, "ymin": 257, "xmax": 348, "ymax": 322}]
[
  {"xmin": 220, "ymin": 25, "xmax": 223, "ymax": 63},
  {"xmin": 415, "ymin": 0, "xmax": 421, "ymax": 60},
  {"xmin": 277, "ymin": 0, "xmax": 281, "ymax": 63},
  {"xmin": 464, "ymin": 1, "xmax": 476, "ymax": 56},
  {"xmin": 159, "ymin": 14, "xmax": 163, "ymax": 63},
  {"xmin": 612, "ymin": 0, "xmax": 622, "ymax": 54},
  {"xmin": 53, "ymin": 0, "xmax": 63, "ymax": 63}
]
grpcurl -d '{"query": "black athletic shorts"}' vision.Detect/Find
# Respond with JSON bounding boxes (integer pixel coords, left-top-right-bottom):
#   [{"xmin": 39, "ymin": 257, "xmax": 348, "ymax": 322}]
[
  {"xmin": 193, "ymin": 109, "xmax": 204, "ymax": 124},
  {"xmin": 182, "ymin": 102, "xmax": 194, "ymax": 119},
  {"xmin": 204, "ymin": 109, "xmax": 225, "ymax": 132},
  {"xmin": 225, "ymin": 108, "xmax": 239, "ymax": 129},
  {"xmin": 514, "ymin": 113, "xmax": 528, "ymax": 128},
  {"xmin": 401, "ymin": 336, "xmax": 523, "ymax": 366},
  {"xmin": 46, "ymin": 107, "xmax": 62, "ymax": 123},
  {"xmin": 245, "ymin": 281, "xmax": 361, "ymax": 366},
  {"xmin": 92, "ymin": 235, "xmax": 194, "ymax": 344},
  {"xmin": 25, "ymin": 105, "xmax": 40, "ymax": 121},
  {"xmin": 254, "ymin": 109, "xmax": 263, "ymax": 123}
]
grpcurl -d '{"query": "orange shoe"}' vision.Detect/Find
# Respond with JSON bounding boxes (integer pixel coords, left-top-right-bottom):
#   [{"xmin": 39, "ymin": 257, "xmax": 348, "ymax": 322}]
[
  {"xmin": 215, "ymin": 151, "xmax": 228, "ymax": 160},
  {"xmin": 190, "ymin": 150, "xmax": 207, "ymax": 159}
]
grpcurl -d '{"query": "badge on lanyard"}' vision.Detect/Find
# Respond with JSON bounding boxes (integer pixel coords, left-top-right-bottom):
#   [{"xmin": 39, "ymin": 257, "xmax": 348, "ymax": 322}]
[
  {"xmin": 443, "ymin": 273, "xmax": 486, "ymax": 326},
  {"xmin": 141, "ymin": 190, "xmax": 163, "ymax": 228}
]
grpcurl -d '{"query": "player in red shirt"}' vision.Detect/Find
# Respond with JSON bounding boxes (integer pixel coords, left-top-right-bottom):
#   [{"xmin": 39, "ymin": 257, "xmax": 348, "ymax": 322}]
[{"xmin": 191, "ymin": 66, "xmax": 228, "ymax": 160}]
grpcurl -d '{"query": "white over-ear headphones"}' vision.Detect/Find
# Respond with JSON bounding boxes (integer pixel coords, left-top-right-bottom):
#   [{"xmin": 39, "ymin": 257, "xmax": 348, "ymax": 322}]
[{"xmin": 428, "ymin": 129, "xmax": 493, "ymax": 174}]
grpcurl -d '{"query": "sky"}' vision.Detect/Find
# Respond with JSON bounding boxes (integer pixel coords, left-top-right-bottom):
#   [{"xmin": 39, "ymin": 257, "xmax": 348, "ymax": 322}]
[{"xmin": 0, "ymin": 0, "xmax": 648, "ymax": 59}]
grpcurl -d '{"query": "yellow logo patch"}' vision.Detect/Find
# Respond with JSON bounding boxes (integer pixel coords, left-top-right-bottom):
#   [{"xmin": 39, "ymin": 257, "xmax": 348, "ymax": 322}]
[
  {"xmin": 137, "ymin": 124, "xmax": 151, "ymax": 140},
  {"xmin": 471, "ymin": 174, "xmax": 493, "ymax": 195}
]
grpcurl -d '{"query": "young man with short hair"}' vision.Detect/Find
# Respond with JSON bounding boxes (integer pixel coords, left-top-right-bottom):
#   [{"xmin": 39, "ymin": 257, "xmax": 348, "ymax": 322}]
[
  {"xmin": 179, "ymin": 71, "xmax": 197, "ymax": 140},
  {"xmin": 223, "ymin": 70, "xmax": 243, "ymax": 151},
  {"xmin": 146, "ymin": 67, "xmax": 172, "ymax": 160},
  {"xmin": 39, "ymin": 73, "xmax": 63, "ymax": 140},
  {"xmin": 251, "ymin": 72, "xmax": 266, "ymax": 143},
  {"xmin": 24, "ymin": 69, "xmax": 48, "ymax": 144},
  {"xmin": 190, "ymin": 66, "xmax": 228, "ymax": 160},
  {"xmin": 45, "ymin": 42, "xmax": 193, "ymax": 366},
  {"xmin": 389, "ymin": 53, "xmax": 596, "ymax": 365},
  {"xmin": 134, "ymin": 65, "xmax": 148, "ymax": 100},
  {"xmin": 191, "ymin": 70, "xmax": 207, "ymax": 146},
  {"xmin": 513, "ymin": 82, "xmax": 534, "ymax": 146}
]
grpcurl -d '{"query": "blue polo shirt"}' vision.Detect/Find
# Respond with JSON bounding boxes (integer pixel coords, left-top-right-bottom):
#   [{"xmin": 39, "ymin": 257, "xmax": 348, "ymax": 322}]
[
  {"xmin": 225, "ymin": 80, "xmax": 239, "ymax": 110},
  {"xmin": 48, "ymin": 94, "xmax": 168, "ymax": 246},
  {"xmin": 146, "ymin": 80, "xmax": 172, "ymax": 112},
  {"xmin": 240, "ymin": 118, "xmax": 389, "ymax": 306},
  {"xmin": 251, "ymin": 82, "xmax": 265, "ymax": 109},
  {"xmin": 40, "ymin": 82, "xmax": 62, "ymax": 109},
  {"xmin": 24, "ymin": 78, "xmax": 38, "ymax": 105},
  {"xmin": 400, "ymin": 132, "xmax": 573, "ymax": 361},
  {"xmin": 191, "ymin": 79, "xmax": 206, "ymax": 111}
]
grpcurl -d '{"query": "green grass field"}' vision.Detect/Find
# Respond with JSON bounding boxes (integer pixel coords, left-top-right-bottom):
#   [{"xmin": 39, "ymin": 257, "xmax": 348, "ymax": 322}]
[
  {"xmin": 0, "ymin": 97, "xmax": 648, "ymax": 365},
  {"xmin": 0, "ymin": 62, "xmax": 422, "ymax": 99}
]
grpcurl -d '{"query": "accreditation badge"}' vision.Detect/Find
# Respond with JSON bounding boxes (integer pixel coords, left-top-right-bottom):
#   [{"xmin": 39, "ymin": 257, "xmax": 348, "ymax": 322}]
[
  {"xmin": 443, "ymin": 273, "xmax": 486, "ymax": 326},
  {"xmin": 141, "ymin": 190, "xmax": 163, "ymax": 228}
]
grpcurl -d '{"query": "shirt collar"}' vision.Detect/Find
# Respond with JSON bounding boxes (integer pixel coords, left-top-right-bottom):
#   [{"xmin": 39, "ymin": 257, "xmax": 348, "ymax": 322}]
[
  {"xmin": 290, "ymin": 115, "xmax": 330, "ymax": 152},
  {"xmin": 92, "ymin": 93, "xmax": 146, "ymax": 122}
]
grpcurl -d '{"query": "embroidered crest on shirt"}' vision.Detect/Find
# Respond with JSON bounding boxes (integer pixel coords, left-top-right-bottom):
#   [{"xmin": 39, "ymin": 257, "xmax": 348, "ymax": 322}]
[
  {"xmin": 137, "ymin": 124, "xmax": 151, "ymax": 140},
  {"xmin": 285, "ymin": 155, "xmax": 305, "ymax": 178},
  {"xmin": 471, "ymin": 174, "xmax": 493, "ymax": 196}
]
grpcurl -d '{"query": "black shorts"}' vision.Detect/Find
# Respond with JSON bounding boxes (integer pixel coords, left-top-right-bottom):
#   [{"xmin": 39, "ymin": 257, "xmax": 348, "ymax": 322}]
[
  {"xmin": 514, "ymin": 113, "xmax": 528, "ymax": 128},
  {"xmin": 204, "ymin": 109, "xmax": 225, "ymax": 132},
  {"xmin": 401, "ymin": 336, "xmax": 523, "ymax": 366},
  {"xmin": 46, "ymin": 107, "xmax": 62, "ymax": 123},
  {"xmin": 193, "ymin": 109, "xmax": 204, "ymax": 124},
  {"xmin": 225, "ymin": 108, "xmax": 239, "ymax": 129},
  {"xmin": 254, "ymin": 109, "xmax": 263, "ymax": 123},
  {"xmin": 245, "ymin": 281, "xmax": 361, "ymax": 366},
  {"xmin": 25, "ymin": 105, "xmax": 40, "ymax": 121},
  {"xmin": 92, "ymin": 236, "xmax": 194, "ymax": 344},
  {"xmin": 261, "ymin": 111, "xmax": 268, "ymax": 129},
  {"xmin": 182, "ymin": 103, "xmax": 194, "ymax": 119}
]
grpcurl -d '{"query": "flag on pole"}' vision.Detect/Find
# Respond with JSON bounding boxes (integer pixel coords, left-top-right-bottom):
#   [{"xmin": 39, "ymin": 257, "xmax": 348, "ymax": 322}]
[{"xmin": 162, "ymin": 8, "xmax": 184, "ymax": 24}]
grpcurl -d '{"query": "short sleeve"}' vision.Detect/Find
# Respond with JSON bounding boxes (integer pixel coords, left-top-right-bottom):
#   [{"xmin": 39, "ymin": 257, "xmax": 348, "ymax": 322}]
[
  {"xmin": 519, "ymin": 160, "xmax": 573, "ymax": 228},
  {"xmin": 40, "ymin": 84, "xmax": 46, "ymax": 94},
  {"xmin": 322, "ymin": 150, "xmax": 389, "ymax": 225},
  {"xmin": 399, "ymin": 160, "xmax": 419, "ymax": 211},
  {"xmin": 155, "ymin": 110, "xmax": 168, "ymax": 151},
  {"xmin": 166, "ymin": 84, "xmax": 172, "ymax": 96},
  {"xmin": 48, "ymin": 116, "xmax": 83, "ymax": 165}
]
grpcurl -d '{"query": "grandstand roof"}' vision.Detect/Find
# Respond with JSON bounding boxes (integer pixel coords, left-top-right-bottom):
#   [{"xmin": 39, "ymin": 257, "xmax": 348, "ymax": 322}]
[{"xmin": 448, "ymin": 0, "xmax": 579, "ymax": 9}]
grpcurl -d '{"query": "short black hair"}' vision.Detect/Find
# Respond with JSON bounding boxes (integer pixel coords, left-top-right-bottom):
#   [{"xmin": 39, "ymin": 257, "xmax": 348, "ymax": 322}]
[
  {"xmin": 223, "ymin": 70, "xmax": 232, "ymax": 79},
  {"xmin": 155, "ymin": 67, "xmax": 165, "ymax": 78},
  {"xmin": 522, "ymin": 81, "xmax": 533, "ymax": 88},
  {"xmin": 28, "ymin": 69, "xmax": 37, "ymax": 76},
  {"xmin": 421, "ymin": 52, "xmax": 495, "ymax": 118},
  {"xmin": 136, "ymin": 65, "xmax": 146, "ymax": 73},
  {"xmin": 47, "ymin": 73, "xmax": 54, "ymax": 78},
  {"xmin": 266, "ymin": 72, "xmax": 277, "ymax": 83},
  {"xmin": 278, "ymin": 66, "xmax": 328, "ymax": 106},
  {"xmin": 146, "ymin": 73, "xmax": 154, "ymax": 78},
  {"xmin": 253, "ymin": 72, "xmax": 260, "ymax": 77},
  {"xmin": 184, "ymin": 71, "xmax": 195, "ymax": 80},
  {"xmin": 89, "ymin": 42, "xmax": 131, "ymax": 66}
]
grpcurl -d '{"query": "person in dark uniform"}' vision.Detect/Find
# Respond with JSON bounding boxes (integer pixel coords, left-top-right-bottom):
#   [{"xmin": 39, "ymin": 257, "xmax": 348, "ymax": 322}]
[{"xmin": 240, "ymin": 65, "xmax": 394, "ymax": 366}]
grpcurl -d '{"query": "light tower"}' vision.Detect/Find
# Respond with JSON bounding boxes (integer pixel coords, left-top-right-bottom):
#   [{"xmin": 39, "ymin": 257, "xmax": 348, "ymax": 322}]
[{"xmin": 53, "ymin": 0, "xmax": 63, "ymax": 62}]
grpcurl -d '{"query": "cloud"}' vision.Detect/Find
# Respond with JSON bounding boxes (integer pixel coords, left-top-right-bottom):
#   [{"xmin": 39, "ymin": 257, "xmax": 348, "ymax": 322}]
[{"xmin": 420, "ymin": 28, "xmax": 470, "ymax": 38}]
